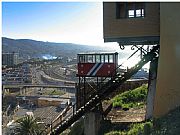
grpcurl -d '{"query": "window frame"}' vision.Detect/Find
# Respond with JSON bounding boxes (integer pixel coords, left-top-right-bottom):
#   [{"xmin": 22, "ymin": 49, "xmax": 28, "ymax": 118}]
[{"xmin": 116, "ymin": 2, "xmax": 145, "ymax": 19}]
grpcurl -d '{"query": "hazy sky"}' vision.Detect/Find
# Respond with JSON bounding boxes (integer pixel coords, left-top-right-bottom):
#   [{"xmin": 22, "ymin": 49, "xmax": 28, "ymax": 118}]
[{"xmin": 2, "ymin": 2, "xmax": 119, "ymax": 48}]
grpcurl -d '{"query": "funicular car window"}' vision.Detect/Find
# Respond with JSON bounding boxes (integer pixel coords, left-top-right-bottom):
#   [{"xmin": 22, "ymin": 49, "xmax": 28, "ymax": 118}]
[
  {"xmin": 96, "ymin": 55, "xmax": 100, "ymax": 63},
  {"xmin": 101, "ymin": 55, "xmax": 104, "ymax": 63},
  {"xmin": 109, "ymin": 55, "xmax": 113, "ymax": 63},
  {"xmin": 88, "ymin": 55, "xmax": 93, "ymax": 63},
  {"xmin": 105, "ymin": 55, "xmax": 109, "ymax": 63},
  {"xmin": 79, "ymin": 55, "xmax": 84, "ymax": 63}
]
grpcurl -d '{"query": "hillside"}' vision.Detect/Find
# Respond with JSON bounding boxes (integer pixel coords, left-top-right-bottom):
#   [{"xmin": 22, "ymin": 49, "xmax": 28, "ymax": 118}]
[
  {"xmin": 105, "ymin": 106, "xmax": 180, "ymax": 135},
  {"xmin": 2, "ymin": 37, "xmax": 108, "ymax": 59},
  {"xmin": 104, "ymin": 85, "xmax": 180, "ymax": 135}
]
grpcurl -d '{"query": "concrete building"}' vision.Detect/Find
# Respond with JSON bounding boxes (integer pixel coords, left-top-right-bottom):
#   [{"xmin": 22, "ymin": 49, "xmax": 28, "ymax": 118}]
[
  {"xmin": 2, "ymin": 52, "xmax": 19, "ymax": 67},
  {"xmin": 103, "ymin": 2, "xmax": 180, "ymax": 118}
]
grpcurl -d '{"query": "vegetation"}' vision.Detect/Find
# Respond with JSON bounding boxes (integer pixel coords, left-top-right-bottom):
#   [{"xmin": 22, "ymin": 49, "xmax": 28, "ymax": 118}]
[
  {"xmin": 15, "ymin": 115, "xmax": 46, "ymax": 135},
  {"xmin": 105, "ymin": 106, "xmax": 180, "ymax": 135},
  {"xmin": 105, "ymin": 121, "xmax": 152, "ymax": 135},
  {"xmin": 106, "ymin": 84, "xmax": 180, "ymax": 135},
  {"xmin": 112, "ymin": 84, "xmax": 148, "ymax": 109}
]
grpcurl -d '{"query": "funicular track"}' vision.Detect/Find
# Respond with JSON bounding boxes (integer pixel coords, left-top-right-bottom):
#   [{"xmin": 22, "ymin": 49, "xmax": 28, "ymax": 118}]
[{"xmin": 50, "ymin": 45, "xmax": 159, "ymax": 135}]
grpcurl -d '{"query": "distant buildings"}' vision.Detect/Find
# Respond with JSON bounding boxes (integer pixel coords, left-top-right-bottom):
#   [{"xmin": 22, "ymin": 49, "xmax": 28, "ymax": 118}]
[
  {"xmin": 2, "ymin": 63, "xmax": 32, "ymax": 84},
  {"xmin": 2, "ymin": 52, "xmax": 19, "ymax": 67}
]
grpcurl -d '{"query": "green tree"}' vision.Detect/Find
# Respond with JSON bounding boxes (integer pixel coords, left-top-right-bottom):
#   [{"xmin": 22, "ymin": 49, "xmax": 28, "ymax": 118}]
[{"xmin": 15, "ymin": 115, "xmax": 45, "ymax": 135}]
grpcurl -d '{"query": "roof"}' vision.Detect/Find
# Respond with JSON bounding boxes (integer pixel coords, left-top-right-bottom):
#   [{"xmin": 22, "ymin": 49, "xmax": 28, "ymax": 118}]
[
  {"xmin": 14, "ymin": 106, "xmax": 63, "ymax": 125},
  {"xmin": 78, "ymin": 52, "xmax": 118, "ymax": 55},
  {"xmin": 38, "ymin": 97, "xmax": 70, "ymax": 102},
  {"xmin": 33, "ymin": 106, "xmax": 62, "ymax": 125}
]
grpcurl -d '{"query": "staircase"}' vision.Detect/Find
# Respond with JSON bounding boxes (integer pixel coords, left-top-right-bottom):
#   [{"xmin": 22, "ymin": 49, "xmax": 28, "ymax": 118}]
[{"xmin": 50, "ymin": 45, "xmax": 159, "ymax": 135}]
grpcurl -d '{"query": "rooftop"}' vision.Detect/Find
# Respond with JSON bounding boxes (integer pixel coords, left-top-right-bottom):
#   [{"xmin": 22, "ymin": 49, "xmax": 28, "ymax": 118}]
[
  {"xmin": 38, "ymin": 97, "xmax": 70, "ymax": 102},
  {"xmin": 14, "ymin": 106, "xmax": 63, "ymax": 125}
]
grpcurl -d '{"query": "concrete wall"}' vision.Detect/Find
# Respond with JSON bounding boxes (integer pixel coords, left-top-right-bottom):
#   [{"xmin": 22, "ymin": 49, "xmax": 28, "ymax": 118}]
[
  {"xmin": 84, "ymin": 112, "xmax": 102, "ymax": 135},
  {"xmin": 153, "ymin": 3, "xmax": 180, "ymax": 117},
  {"xmin": 103, "ymin": 2, "xmax": 160, "ymax": 40}
]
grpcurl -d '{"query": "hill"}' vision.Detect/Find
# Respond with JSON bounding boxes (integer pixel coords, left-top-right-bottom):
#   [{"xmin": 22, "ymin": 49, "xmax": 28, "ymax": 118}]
[{"xmin": 2, "ymin": 37, "xmax": 109, "ymax": 59}]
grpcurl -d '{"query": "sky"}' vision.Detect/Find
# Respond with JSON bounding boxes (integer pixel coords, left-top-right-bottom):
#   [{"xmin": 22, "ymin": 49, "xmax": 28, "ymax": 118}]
[
  {"xmin": 2, "ymin": 2, "xmax": 149, "ymax": 68},
  {"xmin": 2, "ymin": 2, "xmax": 119, "ymax": 48}
]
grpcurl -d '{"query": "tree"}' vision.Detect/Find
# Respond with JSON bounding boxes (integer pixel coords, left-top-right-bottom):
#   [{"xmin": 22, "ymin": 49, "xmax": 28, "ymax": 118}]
[{"xmin": 15, "ymin": 115, "xmax": 45, "ymax": 135}]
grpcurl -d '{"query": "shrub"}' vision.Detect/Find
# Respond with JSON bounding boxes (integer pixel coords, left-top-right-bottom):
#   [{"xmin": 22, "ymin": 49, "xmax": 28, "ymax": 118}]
[
  {"xmin": 105, "ymin": 122, "xmax": 153, "ymax": 135},
  {"xmin": 112, "ymin": 85, "xmax": 148, "ymax": 109}
]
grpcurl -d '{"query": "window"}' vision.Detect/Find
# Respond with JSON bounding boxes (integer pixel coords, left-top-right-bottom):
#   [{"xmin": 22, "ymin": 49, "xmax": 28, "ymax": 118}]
[
  {"xmin": 79, "ymin": 55, "xmax": 84, "ymax": 63},
  {"xmin": 85, "ymin": 55, "xmax": 88, "ymax": 63},
  {"xmin": 135, "ymin": 2, "xmax": 145, "ymax": 17},
  {"xmin": 136, "ymin": 9, "xmax": 141, "ymax": 17},
  {"xmin": 87, "ymin": 55, "xmax": 93, "ymax": 63},
  {"xmin": 105, "ymin": 55, "xmax": 109, "ymax": 63},
  {"xmin": 116, "ymin": 2, "xmax": 145, "ymax": 19},
  {"xmin": 96, "ymin": 55, "xmax": 100, "ymax": 63},
  {"xmin": 109, "ymin": 55, "xmax": 113, "ymax": 63},
  {"xmin": 101, "ymin": 55, "xmax": 104, "ymax": 63},
  {"xmin": 128, "ymin": 10, "xmax": 135, "ymax": 18},
  {"xmin": 92, "ymin": 55, "xmax": 96, "ymax": 63}
]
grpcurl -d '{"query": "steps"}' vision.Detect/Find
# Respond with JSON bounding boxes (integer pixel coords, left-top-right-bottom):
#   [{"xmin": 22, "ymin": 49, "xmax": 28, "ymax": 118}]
[{"xmin": 50, "ymin": 45, "xmax": 159, "ymax": 135}]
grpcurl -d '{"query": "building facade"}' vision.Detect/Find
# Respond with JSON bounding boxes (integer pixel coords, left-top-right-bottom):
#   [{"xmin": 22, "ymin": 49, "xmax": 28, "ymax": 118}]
[
  {"xmin": 103, "ymin": 2, "xmax": 180, "ymax": 117},
  {"xmin": 2, "ymin": 52, "xmax": 19, "ymax": 67},
  {"xmin": 103, "ymin": 2, "xmax": 160, "ymax": 45},
  {"xmin": 153, "ymin": 3, "xmax": 180, "ymax": 117}
]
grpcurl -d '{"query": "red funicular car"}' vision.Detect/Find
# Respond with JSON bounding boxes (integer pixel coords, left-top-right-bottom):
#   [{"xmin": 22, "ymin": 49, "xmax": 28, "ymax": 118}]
[{"xmin": 77, "ymin": 52, "xmax": 118, "ymax": 77}]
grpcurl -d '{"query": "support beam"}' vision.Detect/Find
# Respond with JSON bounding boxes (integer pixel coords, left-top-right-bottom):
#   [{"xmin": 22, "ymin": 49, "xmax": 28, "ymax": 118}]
[
  {"xmin": 145, "ymin": 58, "xmax": 158, "ymax": 119},
  {"xmin": 84, "ymin": 112, "xmax": 102, "ymax": 135}
]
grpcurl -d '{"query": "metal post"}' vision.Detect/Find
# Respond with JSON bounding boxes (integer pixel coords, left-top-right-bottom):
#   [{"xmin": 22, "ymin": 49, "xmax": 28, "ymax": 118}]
[
  {"xmin": 97, "ymin": 77, "xmax": 98, "ymax": 93},
  {"xmin": 140, "ymin": 46, "xmax": 143, "ymax": 59},
  {"xmin": 73, "ymin": 104, "xmax": 75, "ymax": 116},
  {"xmin": 83, "ymin": 77, "xmax": 86, "ymax": 108},
  {"xmin": 51, "ymin": 120, "xmax": 52, "ymax": 134},
  {"xmin": 77, "ymin": 77, "xmax": 80, "ymax": 110}
]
